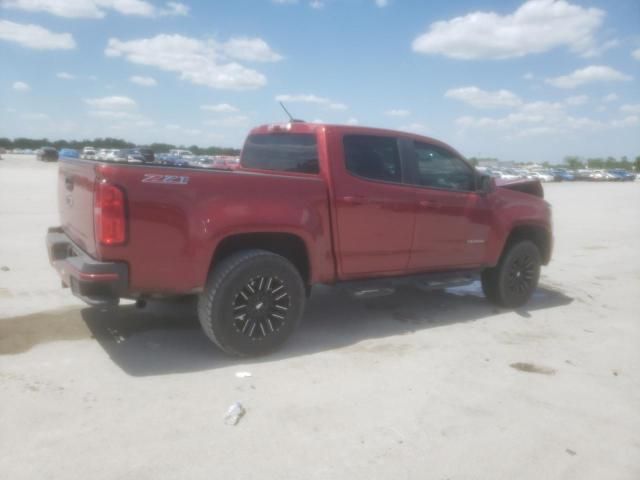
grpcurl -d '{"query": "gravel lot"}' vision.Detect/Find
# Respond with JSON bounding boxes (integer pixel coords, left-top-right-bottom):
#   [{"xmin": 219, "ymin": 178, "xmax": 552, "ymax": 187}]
[{"xmin": 1, "ymin": 154, "xmax": 639, "ymax": 480}]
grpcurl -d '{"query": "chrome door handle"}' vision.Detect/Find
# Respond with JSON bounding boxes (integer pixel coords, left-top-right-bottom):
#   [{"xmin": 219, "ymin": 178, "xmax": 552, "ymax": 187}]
[
  {"xmin": 418, "ymin": 199, "xmax": 435, "ymax": 208},
  {"xmin": 341, "ymin": 195, "xmax": 366, "ymax": 205}
]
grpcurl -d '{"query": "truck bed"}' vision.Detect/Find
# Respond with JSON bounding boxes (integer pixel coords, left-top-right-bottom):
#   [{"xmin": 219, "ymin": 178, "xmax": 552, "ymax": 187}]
[{"xmin": 57, "ymin": 159, "xmax": 334, "ymax": 294}]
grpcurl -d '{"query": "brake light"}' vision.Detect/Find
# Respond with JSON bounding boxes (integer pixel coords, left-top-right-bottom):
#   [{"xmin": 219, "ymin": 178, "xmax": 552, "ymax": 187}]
[{"xmin": 95, "ymin": 181, "xmax": 126, "ymax": 245}]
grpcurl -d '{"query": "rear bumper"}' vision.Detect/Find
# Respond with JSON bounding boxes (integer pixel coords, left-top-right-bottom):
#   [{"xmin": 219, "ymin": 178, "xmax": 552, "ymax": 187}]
[{"xmin": 46, "ymin": 227, "xmax": 128, "ymax": 306}]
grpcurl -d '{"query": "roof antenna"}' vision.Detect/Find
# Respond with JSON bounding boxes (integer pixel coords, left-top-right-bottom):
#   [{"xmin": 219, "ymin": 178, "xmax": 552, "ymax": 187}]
[{"xmin": 279, "ymin": 102, "xmax": 304, "ymax": 123}]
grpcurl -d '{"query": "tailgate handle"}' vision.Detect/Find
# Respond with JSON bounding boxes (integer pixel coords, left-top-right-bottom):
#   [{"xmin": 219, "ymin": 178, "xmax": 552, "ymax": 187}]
[{"xmin": 64, "ymin": 176, "xmax": 74, "ymax": 191}]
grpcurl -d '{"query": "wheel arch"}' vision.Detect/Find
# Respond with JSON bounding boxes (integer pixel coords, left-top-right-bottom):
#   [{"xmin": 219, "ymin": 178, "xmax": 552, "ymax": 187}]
[
  {"xmin": 502, "ymin": 224, "xmax": 552, "ymax": 265},
  {"xmin": 209, "ymin": 232, "xmax": 312, "ymax": 285}
]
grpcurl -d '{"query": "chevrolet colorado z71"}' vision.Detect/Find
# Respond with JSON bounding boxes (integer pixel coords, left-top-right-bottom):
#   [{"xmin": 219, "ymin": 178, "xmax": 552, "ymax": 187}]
[{"xmin": 47, "ymin": 122, "xmax": 552, "ymax": 356}]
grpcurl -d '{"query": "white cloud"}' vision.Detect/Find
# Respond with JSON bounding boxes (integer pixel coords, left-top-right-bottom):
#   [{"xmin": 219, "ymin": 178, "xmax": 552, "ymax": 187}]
[
  {"xmin": 88, "ymin": 106, "xmax": 154, "ymax": 131},
  {"xmin": 399, "ymin": 123, "xmax": 430, "ymax": 134},
  {"xmin": 385, "ymin": 109, "xmax": 410, "ymax": 117},
  {"xmin": 0, "ymin": 20, "xmax": 75, "ymax": 50},
  {"xmin": 346, "ymin": 117, "xmax": 359, "ymax": 125},
  {"xmin": 275, "ymin": 93, "xmax": 348, "ymax": 110},
  {"xmin": 200, "ymin": 103, "xmax": 239, "ymax": 113},
  {"xmin": 130, "ymin": 75, "xmax": 157, "ymax": 86},
  {"xmin": 309, "ymin": 0, "xmax": 324, "ymax": 9},
  {"xmin": 564, "ymin": 95, "xmax": 588, "ymax": 106},
  {"xmin": 632, "ymin": 48, "xmax": 640, "ymax": 61},
  {"xmin": 56, "ymin": 72, "xmax": 75, "ymax": 80},
  {"xmin": 276, "ymin": 94, "xmax": 329, "ymax": 104},
  {"xmin": 610, "ymin": 116, "xmax": 639, "ymax": 128},
  {"xmin": 581, "ymin": 38, "xmax": 619, "ymax": 58},
  {"xmin": 21, "ymin": 112, "xmax": 48, "ymax": 120},
  {"xmin": 375, "ymin": 0, "xmax": 389, "ymax": 7},
  {"xmin": 105, "ymin": 34, "xmax": 270, "ymax": 90},
  {"xmin": 523, "ymin": 72, "xmax": 534, "ymax": 80},
  {"xmin": 0, "ymin": 0, "xmax": 188, "ymax": 18},
  {"xmin": 159, "ymin": 2, "xmax": 189, "ymax": 16},
  {"xmin": 412, "ymin": 0, "xmax": 604, "ymax": 60},
  {"xmin": 205, "ymin": 115, "xmax": 250, "ymax": 127},
  {"xmin": 221, "ymin": 37, "xmax": 283, "ymax": 62},
  {"xmin": 272, "ymin": 0, "xmax": 297, "ymax": 4},
  {"xmin": 88, "ymin": 110, "xmax": 139, "ymax": 119},
  {"xmin": 84, "ymin": 96, "xmax": 137, "ymax": 110},
  {"xmin": 546, "ymin": 65, "xmax": 632, "ymax": 89},
  {"xmin": 12, "ymin": 81, "xmax": 30, "ymax": 92},
  {"xmin": 445, "ymin": 86, "xmax": 522, "ymax": 109},
  {"xmin": 456, "ymin": 96, "xmax": 636, "ymax": 137},
  {"xmin": 602, "ymin": 93, "xmax": 618, "ymax": 103},
  {"xmin": 620, "ymin": 104, "xmax": 640, "ymax": 115},
  {"xmin": 183, "ymin": 128, "xmax": 202, "ymax": 136}
]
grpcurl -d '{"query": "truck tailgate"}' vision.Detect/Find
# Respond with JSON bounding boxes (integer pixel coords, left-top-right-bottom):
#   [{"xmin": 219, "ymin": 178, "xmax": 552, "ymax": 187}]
[{"xmin": 58, "ymin": 159, "xmax": 98, "ymax": 257}]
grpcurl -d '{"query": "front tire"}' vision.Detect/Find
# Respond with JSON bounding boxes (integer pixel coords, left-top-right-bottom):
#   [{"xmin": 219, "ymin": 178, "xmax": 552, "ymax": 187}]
[
  {"xmin": 198, "ymin": 250, "xmax": 306, "ymax": 356},
  {"xmin": 481, "ymin": 240, "xmax": 541, "ymax": 308}
]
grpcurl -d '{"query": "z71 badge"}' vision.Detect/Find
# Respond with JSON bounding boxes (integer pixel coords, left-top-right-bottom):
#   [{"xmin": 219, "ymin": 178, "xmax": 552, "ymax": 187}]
[{"xmin": 142, "ymin": 174, "xmax": 189, "ymax": 185}]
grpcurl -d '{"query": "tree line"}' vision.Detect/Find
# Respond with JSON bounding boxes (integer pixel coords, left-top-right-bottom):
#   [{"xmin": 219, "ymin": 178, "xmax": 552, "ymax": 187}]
[
  {"xmin": 561, "ymin": 156, "xmax": 640, "ymax": 171},
  {"xmin": 0, "ymin": 137, "xmax": 241, "ymax": 156}
]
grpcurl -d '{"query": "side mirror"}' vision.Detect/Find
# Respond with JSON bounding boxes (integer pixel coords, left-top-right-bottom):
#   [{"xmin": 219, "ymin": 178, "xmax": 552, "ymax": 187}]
[{"xmin": 478, "ymin": 174, "xmax": 496, "ymax": 194}]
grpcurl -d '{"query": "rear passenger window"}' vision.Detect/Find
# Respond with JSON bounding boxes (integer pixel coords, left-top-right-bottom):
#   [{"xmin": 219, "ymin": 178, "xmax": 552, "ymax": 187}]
[
  {"xmin": 413, "ymin": 142, "xmax": 475, "ymax": 191},
  {"xmin": 241, "ymin": 133, "xmax": 319, "ymax": 174},
  {"xmin": 343, "ymin": 135, "xmax": 401, "ymax": 183}
]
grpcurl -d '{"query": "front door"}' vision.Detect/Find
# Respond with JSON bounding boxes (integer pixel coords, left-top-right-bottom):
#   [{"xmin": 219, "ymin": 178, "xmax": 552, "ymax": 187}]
[{"xmin": 406, "ymin": 140, "xmax": 491, "ymax": 270}]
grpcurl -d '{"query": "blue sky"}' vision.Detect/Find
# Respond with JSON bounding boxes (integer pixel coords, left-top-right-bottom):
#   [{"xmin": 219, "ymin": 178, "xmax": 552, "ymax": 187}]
[{"xmin": 1, "ymin": 0, "xmax": 639, "ymax": 162}]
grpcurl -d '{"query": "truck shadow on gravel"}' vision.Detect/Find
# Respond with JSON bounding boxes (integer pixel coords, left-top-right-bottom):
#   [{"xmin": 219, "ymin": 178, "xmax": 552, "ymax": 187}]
[{"xmin": 79, "ymin": 282, "xmax": 573, "ymax": 376}]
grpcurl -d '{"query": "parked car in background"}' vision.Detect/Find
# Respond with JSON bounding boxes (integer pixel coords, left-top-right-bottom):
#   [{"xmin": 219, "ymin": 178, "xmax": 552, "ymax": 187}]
[
  {"xmin": 550, "ymin": 169, "xmax": 575, "ymax": 181},
  {"xmin": 574, "ymin": 169, "xmax": 594, "ymax": 181},
  {"xmin": 194, "ymin": 156, "xmax": 240, "ymax": 170},
  {"xmin": 155, "ymin": 153, "xmax": 189, "ymax": 167},
  {"xmin": 531, "ymin": 171, "xmax": 554, "ymax": 182},
  {"xmin": 113, "ymin": 149, "xmax": 142, "ymax": 163},
  {"xmin": 169, "ymin": 149, "xmax": 194, "ymax": 158},
  {"xmin": 37, "ymin": 147, "xmax": 59, "ymax": 162},
  {"xmin": 589, "ymin": 170, "xmax": 616, "ymax": 181},
  {"xmin": 58, "ymin": 148, "xmax": 79, "ymax": 159},
  {"xmin": 493, "ymin": 170, "xmax": 520, "ymax": 180},
  {"xmin": 136, "ymin": 148, "xmax": 155, "ymax": 163},
  {"xmin": 82, "ymin": 148, "xmax": 96, "ymax": 160},
  {"xmin": 104, "ymin": 149, "xmax": 120, "ymax": 161},
  {"xmin": 608, "ymin": 169, "xmax": 635, "ymax": 181}
]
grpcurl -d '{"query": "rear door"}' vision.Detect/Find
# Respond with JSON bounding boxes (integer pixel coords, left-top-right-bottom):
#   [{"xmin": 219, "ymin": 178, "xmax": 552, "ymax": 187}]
[
  {"xmin": 330, "ymin": 133, "xmax": 416, "ymax": 278},
  {"xmin": 58, "ymin": 159, "xmax": 98, "ymax": 256},
  {"xmin": 406, "ymin": 140, "xmax": 491, "ymax": 270}
]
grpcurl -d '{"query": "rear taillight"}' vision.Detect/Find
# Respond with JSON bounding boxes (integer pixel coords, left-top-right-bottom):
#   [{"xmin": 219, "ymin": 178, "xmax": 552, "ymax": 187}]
[{"xmin": 95, "ymin": 181, "xmax": 126, "ymax": 245}]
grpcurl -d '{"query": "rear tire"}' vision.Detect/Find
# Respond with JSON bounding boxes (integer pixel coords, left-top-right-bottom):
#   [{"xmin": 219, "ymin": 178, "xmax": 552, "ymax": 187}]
[
  {"xmin": 198, "ymin": 249, "xmax": 305, "ymax": 356},
  {"xmin": 481, "ymin": 240, "xmax": 541, "ymax": 308}
]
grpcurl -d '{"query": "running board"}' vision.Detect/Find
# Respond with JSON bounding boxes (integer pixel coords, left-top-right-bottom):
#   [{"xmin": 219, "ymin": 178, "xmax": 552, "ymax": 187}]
[{"xmin": 340, "ymin": 270, "xmax": 480, "ymax": 299}]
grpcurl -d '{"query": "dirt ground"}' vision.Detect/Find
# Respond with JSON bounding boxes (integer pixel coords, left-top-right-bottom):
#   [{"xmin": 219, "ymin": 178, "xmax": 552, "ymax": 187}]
[{"xmin": 1, "ymin": 154, "xmax": 639, "ymax": 480}]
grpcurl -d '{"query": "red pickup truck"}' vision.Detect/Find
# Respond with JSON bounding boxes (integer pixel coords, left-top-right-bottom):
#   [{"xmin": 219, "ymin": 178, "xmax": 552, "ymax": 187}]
[{"xmin": 47, "ymin": 122, "xmax": 552, "ymax": 356}]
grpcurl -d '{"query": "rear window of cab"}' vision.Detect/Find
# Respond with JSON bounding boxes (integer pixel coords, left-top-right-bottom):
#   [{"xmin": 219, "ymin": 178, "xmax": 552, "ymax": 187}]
[{"xmin": 241, "ymin": 133, "xmax": 319, "ymax": 174}]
